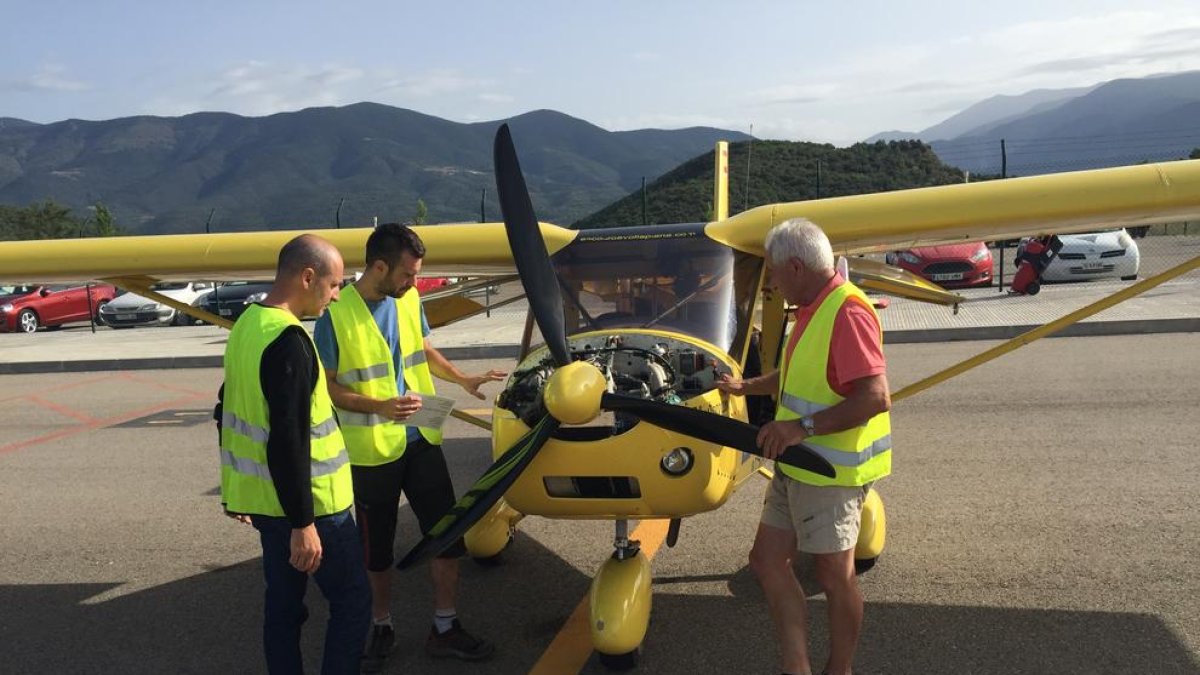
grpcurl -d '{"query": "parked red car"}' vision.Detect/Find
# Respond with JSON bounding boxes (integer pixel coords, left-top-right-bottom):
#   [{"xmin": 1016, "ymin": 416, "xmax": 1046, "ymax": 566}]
[
  {"xmin": 415, "ymin": 276, "xmax": 450, "ymax": 292},
  {"xmin": 0, "ymin": 283, "xmax": 118, "ymax": 333},
  {"xmin": 885, "ymin": 242, "xmax": 993, "ymax": 288}
]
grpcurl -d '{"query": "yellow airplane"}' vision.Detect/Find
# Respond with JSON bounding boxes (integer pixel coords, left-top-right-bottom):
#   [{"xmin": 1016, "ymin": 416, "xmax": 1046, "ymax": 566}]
[{"xmin": 1, "ymin": 125, "xmax": 1198, "ymax": 670}]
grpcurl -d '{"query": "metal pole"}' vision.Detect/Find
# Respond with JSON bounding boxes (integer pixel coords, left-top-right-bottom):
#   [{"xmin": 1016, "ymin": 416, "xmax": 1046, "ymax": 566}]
[
  {"xmin": 205, "ymin": 208, "xmax": 216, "ymax": 234},
  {"xmin": 336, "ymin": 197, "xmax": 344, "ymax": 229},
  {"xmin": 641, "ymin": 177, "xmax": 648, "ymax": 226},
  {"xmin": 743, "ymin": 124, "xmax": 754, "ymax": 211},
  {"xmin": 480, "ymin": 189, "xmax": 486, "ymax": 223},
  {"xmin": 816, "ymin": 159, "xmax": 822, "ymax": 198},
  {"xmin": 1001, "ymin": 139, "xmax": 1007, "ymax": 179},
  {"xmin": 86, "ymin": 283, "xmax": 96, "ymax": 333}
]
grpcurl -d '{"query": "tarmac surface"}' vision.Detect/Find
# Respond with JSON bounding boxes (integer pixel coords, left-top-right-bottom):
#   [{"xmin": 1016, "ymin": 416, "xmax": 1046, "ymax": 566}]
[
  {"xmin": 1, "ymin": 335, "xmax": 1198, "ymax": 674},
  {"xmin": 0, "ymin": 235, "xmax": 1197, "ymax": 673}
]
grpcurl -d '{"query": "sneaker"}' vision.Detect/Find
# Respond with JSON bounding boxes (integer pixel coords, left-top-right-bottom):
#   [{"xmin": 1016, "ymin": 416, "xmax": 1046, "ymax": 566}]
[
  {"xmin": 360, "ymin": 624, "xmax": 395, "ymax": 674},
  {"xmin": 425, "ymin": 619, "xmax": 496, "ymax": 661}
]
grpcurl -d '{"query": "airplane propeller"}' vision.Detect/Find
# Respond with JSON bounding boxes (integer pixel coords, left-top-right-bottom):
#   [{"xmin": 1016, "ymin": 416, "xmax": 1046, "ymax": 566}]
[{"xmin": 396, "ymin": 124, "xmax": 835, "ymax": 569}]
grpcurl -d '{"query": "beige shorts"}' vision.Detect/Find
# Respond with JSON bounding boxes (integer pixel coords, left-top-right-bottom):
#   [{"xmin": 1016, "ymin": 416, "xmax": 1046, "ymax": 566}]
[{"xmin": 760, "ymin": 471, "xmax": 869, "ymax": 554}]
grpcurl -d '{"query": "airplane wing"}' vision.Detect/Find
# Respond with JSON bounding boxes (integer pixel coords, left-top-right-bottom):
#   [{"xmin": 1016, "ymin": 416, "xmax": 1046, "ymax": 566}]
[
  {"xmin": 707, "ymin": 160, "xmax": 1200, "ymax": 256},
  {"xmin": 1, "ymin": 160, "xmax": 1198, "ymax": 285},
  {"xmin": 0, "ymin": 222, "xmax": 573, "ymax": 284}
]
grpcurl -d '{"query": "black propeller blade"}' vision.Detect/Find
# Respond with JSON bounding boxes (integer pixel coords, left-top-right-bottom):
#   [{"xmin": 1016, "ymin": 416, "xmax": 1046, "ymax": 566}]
[
  {"xmin": 600, "ymin": 392, "xmax": 837, "ymax": 478},
  {"xmin": 396, "ymin": 414, "xmax": 561, "ymax": 569},
  {"xmin": 494, "ymin": 123, "xmax": 572, "ymax": 367}
]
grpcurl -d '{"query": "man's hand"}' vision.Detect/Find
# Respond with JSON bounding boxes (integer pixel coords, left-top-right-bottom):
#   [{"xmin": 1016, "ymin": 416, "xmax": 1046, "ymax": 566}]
[
  {"xmin": 756, "ymin": 420, "xmax": 808, "ymax": 461},
  {"xmin": 715, "ymin": 373, "xmax": 746, "ymax": 396},
  {"xmin": 376, "ymin": 393, "xmax": 423, "ymax": 421},
  {"xmin": 290, "ymin": 524, "xmax": 322, "ymax": 574},
  {"xmin": 223, "ymin": 509, "xmax": 251, "ymax": 525},
  {"xmin": 459, "ymin": 369, "xmax": 507, "ymax": 400}
]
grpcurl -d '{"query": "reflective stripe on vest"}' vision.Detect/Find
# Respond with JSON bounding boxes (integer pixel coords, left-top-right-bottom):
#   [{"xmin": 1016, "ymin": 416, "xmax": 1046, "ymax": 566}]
[
  {"xmin": 775, "ymin": 280, "xmax": 892, "ymax": 487},
  {"xmin": 219, "ymin": 304, "xmax": 354, "ymax": 517},
  {"xmin": 327, "ymin": 284, "xmax": 442, "ymax": 467},
  {"xmin": 220, "ymin": 446, "xmax": 350, "ymax": 480}
]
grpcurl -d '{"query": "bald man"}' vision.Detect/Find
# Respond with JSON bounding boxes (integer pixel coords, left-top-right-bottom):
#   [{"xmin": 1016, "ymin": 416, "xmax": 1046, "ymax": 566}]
[{"xmin": 218, "ymin": 234, "xmax": 370, "ymax": 675}]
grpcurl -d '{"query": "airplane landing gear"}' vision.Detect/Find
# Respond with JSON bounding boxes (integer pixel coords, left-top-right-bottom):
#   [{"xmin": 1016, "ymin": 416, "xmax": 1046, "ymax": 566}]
[
  {"xmin": 464, "ymin": 499, "xmax": 523, "ymax": 563},
  {"xmin": 591, "ymin": 519, "xmax": 652, "ymax": 671},
  {"xmin": 854, "ymin": 487, "xmax": 886, "ymax": 575}
]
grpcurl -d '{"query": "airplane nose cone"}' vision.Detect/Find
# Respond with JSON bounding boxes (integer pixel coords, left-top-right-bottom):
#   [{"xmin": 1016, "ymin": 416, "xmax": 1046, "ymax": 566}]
[{"xmin": 544, "ymin": 361, "xmax": 606, "ymax": 425}]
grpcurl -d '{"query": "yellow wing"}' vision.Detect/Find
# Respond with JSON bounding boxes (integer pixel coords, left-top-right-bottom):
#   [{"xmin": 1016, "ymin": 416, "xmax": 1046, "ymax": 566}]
[
  {"xmin": 1, "ymin": 160, "xmax": 1198, "ymax": 284},
  {"xmin": 708, "ymin": 160, "xmax": 1200, "ymax": 255}
]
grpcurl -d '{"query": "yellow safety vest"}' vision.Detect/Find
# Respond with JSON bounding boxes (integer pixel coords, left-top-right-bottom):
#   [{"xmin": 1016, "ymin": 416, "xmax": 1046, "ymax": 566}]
[
  {"xmin": 326, "ymin": 283, "xmax": 442, "ymax": 467},
  {"xmin": 776, "ymin": 281, "xmax": 892, "ymax": 487},
  {"xmin": 220, "ymin": 304, "xmax": 353, "ymax": 517}
]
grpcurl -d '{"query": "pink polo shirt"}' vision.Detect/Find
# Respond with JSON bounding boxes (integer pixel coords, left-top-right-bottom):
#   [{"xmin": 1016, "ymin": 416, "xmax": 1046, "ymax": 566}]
[{"xmin": 782, "ymin": 273, "xmax": 886, "ymax": 397}]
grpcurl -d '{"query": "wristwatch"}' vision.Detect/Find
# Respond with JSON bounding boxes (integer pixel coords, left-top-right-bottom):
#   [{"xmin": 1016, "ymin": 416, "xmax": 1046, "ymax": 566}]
[{"xmin": 799, "ymin": 416, "xmax": 816, "ymax": 435}]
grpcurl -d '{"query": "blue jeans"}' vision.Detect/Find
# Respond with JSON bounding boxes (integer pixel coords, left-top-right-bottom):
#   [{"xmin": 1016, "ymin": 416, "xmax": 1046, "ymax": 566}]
[{"xmin": 251, "ymin": 508, "xmax": 371, "ymax": 675}]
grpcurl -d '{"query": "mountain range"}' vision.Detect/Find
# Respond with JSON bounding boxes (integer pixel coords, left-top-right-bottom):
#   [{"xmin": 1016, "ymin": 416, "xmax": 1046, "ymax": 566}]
[
  {"xmin": 868, "ymin": 71, "xmax": 1200, "ymax": 175},
  {"xmin": 0, "ymin": 105, "xmax": 749, "ymax": 234}
]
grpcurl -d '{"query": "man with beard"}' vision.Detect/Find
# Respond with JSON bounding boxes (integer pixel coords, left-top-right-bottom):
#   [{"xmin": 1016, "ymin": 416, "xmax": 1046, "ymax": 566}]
[{"xmin": 313, "ymin": 223, "xmax": 505, "ymax": 672}]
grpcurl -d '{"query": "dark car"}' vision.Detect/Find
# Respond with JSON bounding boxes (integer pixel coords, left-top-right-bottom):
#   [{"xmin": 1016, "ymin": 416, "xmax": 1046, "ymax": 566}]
[
  {"xmin": 197, "ymin": 282, "xmax": 273, "ymax": 323},
  {"xmin": 0, "ymin": 283, "xmax": 118, "ymax": 333}
]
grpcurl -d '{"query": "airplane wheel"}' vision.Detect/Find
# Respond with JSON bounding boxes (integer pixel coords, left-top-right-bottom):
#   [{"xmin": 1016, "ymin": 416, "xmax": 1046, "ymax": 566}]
[
  {"xmin": 17, "ymin": 309, "xmax": 39, "ymax": 333},
  {"xmin": 597, "ymin": 648, "xmax": 639, "ymax": 671},
  {"xmin": 471, "ymin": 532, "xmax": 514, "ymax": 567},
  {"xmin": 1026, "ymin": 282, "xmax": 1040, "ymax": 296},
  {"xmin": 854, "ymin": 557, "xmax": 878, "ymax": 575}
]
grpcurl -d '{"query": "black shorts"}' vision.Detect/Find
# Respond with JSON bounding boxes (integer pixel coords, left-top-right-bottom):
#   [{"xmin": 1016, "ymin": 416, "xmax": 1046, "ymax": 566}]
[{"xmin": 351, "ymin": 437, "xmax": 466, "ymax": 571}]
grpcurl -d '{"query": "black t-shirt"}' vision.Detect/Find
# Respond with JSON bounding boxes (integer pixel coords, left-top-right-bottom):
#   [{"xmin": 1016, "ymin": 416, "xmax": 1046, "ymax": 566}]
[{"xmin": 217, "ymin": 324, "xmax": 319, "ymax": 527}]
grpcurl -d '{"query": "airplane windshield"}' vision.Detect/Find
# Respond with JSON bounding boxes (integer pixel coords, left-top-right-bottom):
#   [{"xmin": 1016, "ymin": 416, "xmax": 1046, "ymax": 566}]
[{"xmin": 551, "ymin": 224, "xmax": 742, "ymax": 351}]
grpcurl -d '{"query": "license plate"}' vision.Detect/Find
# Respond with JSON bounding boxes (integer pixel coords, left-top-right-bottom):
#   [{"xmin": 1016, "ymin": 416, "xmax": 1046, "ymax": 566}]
[
  {"xmin": 1082, "ymin": 262, "xmax": 1103, "ymax": 270},
  {"xmin": 115, "ymin": 313, "xmax": 134, "ymax": 320},
  {"xmin": 219, "ymin": 309, "xmax": 233, "ymax": 316},
  {"xmin": 931, "ymin": 272, "xmax": 964, "ymax": 281}
]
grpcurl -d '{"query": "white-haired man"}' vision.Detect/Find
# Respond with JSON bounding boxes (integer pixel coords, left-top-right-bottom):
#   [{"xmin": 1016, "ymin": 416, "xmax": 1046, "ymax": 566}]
[{"xmin": 718, "ymin": 218, "xmax": 891, "ymax": 675}]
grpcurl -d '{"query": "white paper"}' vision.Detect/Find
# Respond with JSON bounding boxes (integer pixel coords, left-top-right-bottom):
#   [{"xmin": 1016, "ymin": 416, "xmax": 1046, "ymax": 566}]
[{"xmin": 405, "ymin": 393, "xmax": 456, "ymax": 430}]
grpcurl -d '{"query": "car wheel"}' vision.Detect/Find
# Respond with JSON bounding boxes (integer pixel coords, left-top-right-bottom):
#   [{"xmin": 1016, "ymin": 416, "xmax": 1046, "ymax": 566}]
[
  {"xmin": 93, "ymin": 300, "xmax": 108, "ymax": 320},
  {"xmin": 1121, "ymin": 274, "xmax": 1137, "ymax": 281},
  {"xmin": 17, "ymin": 309, "xmax": 39, "ymax": 333},
  {"xmin": 1026, "ymin": 282, "xmax": 1040, "ymax": 296},
  {"xmin": 173, "ymin": 309, "xmax": 193, "ymax": 326}
]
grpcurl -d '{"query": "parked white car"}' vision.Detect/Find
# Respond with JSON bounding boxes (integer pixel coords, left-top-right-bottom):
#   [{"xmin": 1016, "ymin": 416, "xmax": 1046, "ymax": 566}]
[
  {"xmin": 99, "ymin": 282, "xmax": 214, "ymax": 327},
  {"xmin": 1022, "ymin": 229, "xmax": 1140, "ymax": 283}
]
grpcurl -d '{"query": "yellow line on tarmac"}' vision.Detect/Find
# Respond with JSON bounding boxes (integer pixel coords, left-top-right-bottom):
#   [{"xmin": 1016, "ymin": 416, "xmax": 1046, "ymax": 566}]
[{"xmin": 528, "ymin": 519, "xmax": 670, "ymax": 675}]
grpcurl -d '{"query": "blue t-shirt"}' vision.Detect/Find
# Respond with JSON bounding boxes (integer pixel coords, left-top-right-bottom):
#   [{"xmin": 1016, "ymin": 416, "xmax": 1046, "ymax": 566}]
[{"xmin": 314, "ymin": 294, "xmax": 431, "ymax": 442}]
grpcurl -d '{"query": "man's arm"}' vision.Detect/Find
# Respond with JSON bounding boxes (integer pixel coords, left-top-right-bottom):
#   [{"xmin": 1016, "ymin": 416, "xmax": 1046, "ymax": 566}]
[
  {"xmin": 260, "ymin": 327, "xmax": 323, "ymax": 573},
  {"xmin": 716, "ymin": 369, "xmax": 779, "ymax": 397},
  {"xmin": 325, "ymin": 368, "xmax": 422, "ymax": 421},
  {"xmin": 756, "ymin": 373, "xmax": 890, "ymax": 459},
  {"xmin": 423, "ymin": 338, "xmax": 507, "ymax": 400}
]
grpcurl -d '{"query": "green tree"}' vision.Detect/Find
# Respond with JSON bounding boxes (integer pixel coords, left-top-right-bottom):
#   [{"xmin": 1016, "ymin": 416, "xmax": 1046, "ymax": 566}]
[
  {"xmin": 0, "ymin": 200, "xmax": 78, "ymax": 240},
  {"xmin": 414, "ymin": 198, "xmax": 428, "ymax": 225},
  {"xmin": 1190, "ymin": 148, "xmax": 1200, "ymax": 160},
  {"xmin": 92, "ymin": 202, "xmax": 123, "ymax": 236}
]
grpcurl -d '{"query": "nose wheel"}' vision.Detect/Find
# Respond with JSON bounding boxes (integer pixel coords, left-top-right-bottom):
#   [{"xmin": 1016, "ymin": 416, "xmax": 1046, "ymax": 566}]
[{"xmin": 590, "ymin": 520, "xmax": 652, "ymax": 670}]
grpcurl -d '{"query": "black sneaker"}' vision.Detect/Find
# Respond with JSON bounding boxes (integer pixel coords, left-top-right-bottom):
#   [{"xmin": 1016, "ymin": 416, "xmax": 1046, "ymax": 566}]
[
  {"xmin": 360, "ymin": 624, "xmax": 395, "ymax": 674},
  {"xmin": 425, "ymin": 619, "xmax": 495, "ymax": 661}
]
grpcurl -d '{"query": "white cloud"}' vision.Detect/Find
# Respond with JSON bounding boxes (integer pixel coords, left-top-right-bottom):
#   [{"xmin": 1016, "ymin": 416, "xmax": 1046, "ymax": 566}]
[{"xmin": 5, "ymin": 64, "xmax": 90, "ymax": 93}]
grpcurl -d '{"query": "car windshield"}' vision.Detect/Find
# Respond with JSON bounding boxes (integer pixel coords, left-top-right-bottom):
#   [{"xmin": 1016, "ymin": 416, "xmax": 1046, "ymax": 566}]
[
  {"xmin": 0, "ymin": 285, "xmax": 36, "ymax": 296},
  {"xmin": 550, "ymin": 224, "xmax": 755, "ymax": 352}
]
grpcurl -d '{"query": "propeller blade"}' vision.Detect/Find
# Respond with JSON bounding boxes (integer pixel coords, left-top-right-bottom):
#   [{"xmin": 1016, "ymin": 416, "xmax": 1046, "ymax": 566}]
[
  {"xmin": 396, "ymin": 414, "xmax": 561, "ymax": 570},
  {"xmin": 600, "ymin": 392, "xmax": 837, "ymax": 478},
  {"xmin": 494, "ymin": 123, "xmax": 572, "ymax": 367}
]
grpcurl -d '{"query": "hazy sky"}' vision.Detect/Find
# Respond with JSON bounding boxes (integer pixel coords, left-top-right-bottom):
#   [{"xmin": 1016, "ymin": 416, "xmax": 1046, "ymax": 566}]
[{"xmin": 3, "ymin": 1, "xmax": 1199, "ymax": 145}]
